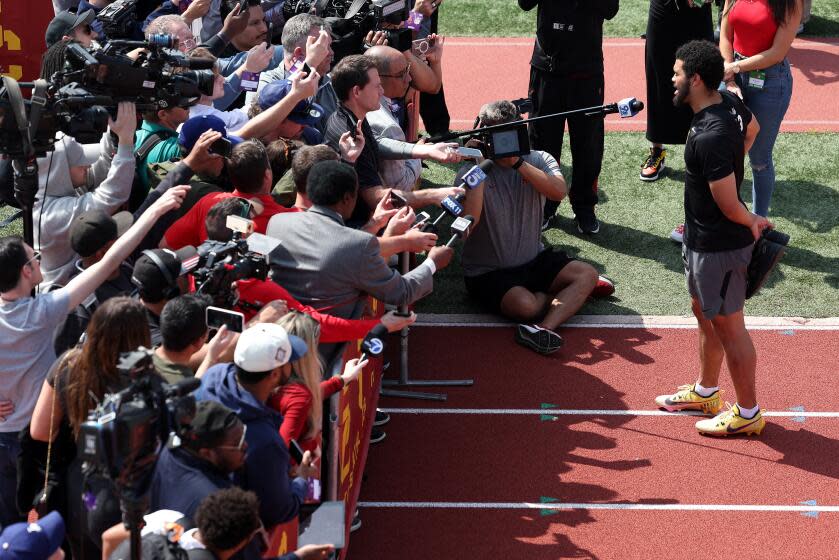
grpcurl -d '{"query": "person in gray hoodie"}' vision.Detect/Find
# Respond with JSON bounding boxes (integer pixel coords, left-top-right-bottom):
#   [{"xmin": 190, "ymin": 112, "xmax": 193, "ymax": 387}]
[
  {"xmin": 196, "ymin": 322, "xmax": 319, "ymax": 529},
  {"xmin": 34, "ymin": 101, "xmax": 138, "ymax": 289}
]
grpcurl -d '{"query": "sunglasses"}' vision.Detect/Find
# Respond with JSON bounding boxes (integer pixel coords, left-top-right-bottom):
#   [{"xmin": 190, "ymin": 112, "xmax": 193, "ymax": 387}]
[
  {"xmin": 380, "ymin": 62, "xmax": 411, "ymax": 80},
  {"xmin": 25, "ymin": 251, "xmax": 41, "ymax": 268}
]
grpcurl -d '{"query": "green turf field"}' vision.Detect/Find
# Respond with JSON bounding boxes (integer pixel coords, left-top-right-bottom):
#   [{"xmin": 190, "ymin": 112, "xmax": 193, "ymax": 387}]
[
  {"xmin": 415, "ymin": 132, "xmax": 839, "ymax": 318},
  {"xmin": 437, "ymin": 0, "xmax": 839, "ymax": 38}
]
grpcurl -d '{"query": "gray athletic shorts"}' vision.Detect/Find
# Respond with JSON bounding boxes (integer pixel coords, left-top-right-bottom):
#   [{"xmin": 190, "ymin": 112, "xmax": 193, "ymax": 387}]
[{"xmin": 682, "ymin": 243, "xmax": 753, "ymax": 320}]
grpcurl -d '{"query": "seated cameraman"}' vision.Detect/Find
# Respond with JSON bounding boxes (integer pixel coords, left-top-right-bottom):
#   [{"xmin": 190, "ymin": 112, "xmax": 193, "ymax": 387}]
[
  {"xmin": 34, "ymin": 101, "xmax": 137, "ymax": 289},
  {"xmin": 197, "ymin": 323, "xmax": 319, "ymax": 528},
  {"xmin": 53, "ymin": 209, "xmax": 136, "ymax": 355},
  {"xmin": 459, "ymin": 100, "xmax": 609, "ymax": 355},
  {"xmin": 323, "ymin": 55, "xmax": 462, "ymax": 225},
  {"xmin": 163, "ymin": 140, "xmax": 295, "ymax": 250},
  {"xmin": 247, "ymin": 13, "xmax": 337, "ymax": 133},
  {"xmin": 150, "ymin": 401, "xmax": 245, "ymax": 520}
]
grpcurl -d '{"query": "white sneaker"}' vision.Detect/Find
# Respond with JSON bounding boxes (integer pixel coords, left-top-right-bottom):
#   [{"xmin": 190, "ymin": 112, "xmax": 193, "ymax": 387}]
[{"xmin": 669, "ymin": 224, "xmax": 685, "ymax": 244}]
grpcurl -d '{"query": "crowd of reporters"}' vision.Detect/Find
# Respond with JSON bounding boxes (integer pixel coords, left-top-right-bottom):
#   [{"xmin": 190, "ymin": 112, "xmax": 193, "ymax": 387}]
[{"xmin": 1, "ymin": 0, "xmax": 465, "ymax": 558}]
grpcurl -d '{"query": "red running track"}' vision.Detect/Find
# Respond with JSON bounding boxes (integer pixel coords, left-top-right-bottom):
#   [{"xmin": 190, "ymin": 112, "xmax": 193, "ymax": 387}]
[
  {"xmin": 436, "ymin": 37, "xmax": 839, "ymax": 132},
  {"xmin": 348, "ymin": 326, "xmax": 839, "ymax": 559}
]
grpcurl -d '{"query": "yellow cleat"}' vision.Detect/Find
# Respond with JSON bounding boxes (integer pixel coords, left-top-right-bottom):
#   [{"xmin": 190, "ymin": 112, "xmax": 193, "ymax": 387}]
[
  {"xmin": 655, "ymin": 383, "xmax": 723, "ymax": 415},
  {"xmin": 695, "ymin": 404, "xmax": 765, "ymax": 437}
]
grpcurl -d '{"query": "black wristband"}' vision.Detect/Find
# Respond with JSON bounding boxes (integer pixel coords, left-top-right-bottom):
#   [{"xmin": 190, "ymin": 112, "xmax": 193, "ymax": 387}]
[{"xmin": 511, "ymin": 157, "xmax": 525, "ymax": 170}]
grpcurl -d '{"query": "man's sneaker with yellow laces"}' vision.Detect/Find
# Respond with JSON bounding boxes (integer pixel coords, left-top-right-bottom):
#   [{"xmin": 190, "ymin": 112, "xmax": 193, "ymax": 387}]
[
  {"xmin": 654, "ymin": 384, "xmax": 722, "ymax": 415},
  {"xmin": 640, "ymin": 147, "xmax": 667, "ymax": 181},
  {"xmin": 695, "ymin": 403, "xmax": 765, "ymax": 436}
]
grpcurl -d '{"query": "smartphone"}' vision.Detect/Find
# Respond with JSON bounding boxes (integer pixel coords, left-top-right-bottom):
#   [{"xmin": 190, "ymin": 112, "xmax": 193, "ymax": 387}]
[
  {"xmin": 457, "ymin": 146, "xmax": 484, "ymax": 159},
  {"xmin": 412, "ymin": 211, "xmax": 430, "ymax": 229},
  {"xmin": 289, "ymin": 439, "xmax": 305, "ymax": 464},
  {"xmin": 205, "ymin": 306, "xmax": 245, "ymax": 333},
  {"xmin": 389, "ymin": 190, "xmax": 408, "ymax": 209},
  {"xmin": 209, "ymin": 137, "xmax": 232, "ymax": 158},
  {"xmin": 177, "ymin": 0, "xmax": 193, "ymax": 14},
  {"xmin": 411, "ymin": 37, "xmax": 436, "ymax": 57}
]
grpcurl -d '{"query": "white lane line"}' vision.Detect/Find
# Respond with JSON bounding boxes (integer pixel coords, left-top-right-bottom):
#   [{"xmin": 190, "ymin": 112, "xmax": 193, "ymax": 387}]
[
  {"xmin": 446, "ymin": 41, "xmax": 644, "ymax": 47},
  {"xmin": 413, "ymin": 313, "xmax": 839, "ymax": 330},
  {"xmin": 357, "ymin": 501, "xmax": 839, "ymax": 512},
  {"xmin": 378, "ymin": 408, "xmax": 839, "ymax": 418},
  {"xmin": 449, "ymin": 119, "xmax": 839, "ymax": 126}
]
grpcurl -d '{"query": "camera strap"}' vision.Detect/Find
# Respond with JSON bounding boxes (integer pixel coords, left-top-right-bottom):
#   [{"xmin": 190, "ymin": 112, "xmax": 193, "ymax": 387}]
[
  {"xmin": 0, "ymin": 76, "xmax": 34, "ymax": 160},
  {"xmin": 27, "ymin": 80, "xmax": 49, "ymax": 152},
  {"xmin": 345, "ymin": 0, "xmax": 368, "ymax": 19}
]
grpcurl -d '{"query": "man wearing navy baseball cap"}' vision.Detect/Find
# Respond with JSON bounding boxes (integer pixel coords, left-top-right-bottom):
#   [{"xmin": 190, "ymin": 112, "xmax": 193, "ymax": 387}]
[
  {"xmin": 196, "ymin": 323, "xmax": 319, "ymax": 530},
  {"xmin": 45, "ymin": 10, "xmax": 96, "ymax": 48},
  {"xmin": 0, "ymin": 511, "xmax": 65, "ymax": 560},
  {"xmin": 249, "ymin": 80, "xmax": 325, "ymax": 144}
]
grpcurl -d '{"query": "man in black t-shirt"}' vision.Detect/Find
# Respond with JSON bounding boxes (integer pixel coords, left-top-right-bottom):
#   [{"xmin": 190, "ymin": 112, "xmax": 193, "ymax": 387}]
[{"xmin": 654, "ymin": 40, "xmax": 772, "ymax": 437}]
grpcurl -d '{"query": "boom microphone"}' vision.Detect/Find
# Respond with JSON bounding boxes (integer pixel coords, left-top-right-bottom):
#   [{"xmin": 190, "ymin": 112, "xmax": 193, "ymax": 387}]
[
  {"xmin": 617, "ymin": 98, "xmax": 644, "ymax": 118},
  {"xmin": 180, "ymin": 58, "xmax": 216, "ymax": 70}
]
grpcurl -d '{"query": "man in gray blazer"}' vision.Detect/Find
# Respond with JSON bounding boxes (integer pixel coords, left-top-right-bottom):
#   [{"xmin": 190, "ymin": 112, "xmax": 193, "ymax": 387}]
[{"xmin": 266, "ymin": 161, "xmax": 453, "ymax": 322}]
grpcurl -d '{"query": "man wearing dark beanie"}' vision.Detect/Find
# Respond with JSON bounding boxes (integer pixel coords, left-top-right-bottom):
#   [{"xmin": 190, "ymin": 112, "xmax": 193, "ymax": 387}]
[
  {"xmin": 266, "ymin": 161, "xmax": 453, "ymax": 349},
  {"xmin": 150, "ymin": 401, "xmax": 246, "ymax": 520}
]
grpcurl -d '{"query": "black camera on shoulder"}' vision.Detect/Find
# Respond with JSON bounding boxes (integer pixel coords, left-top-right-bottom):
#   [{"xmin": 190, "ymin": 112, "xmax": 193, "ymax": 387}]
[
  {"xmin": 283, "ymin": 0, "xmax": 412, "ymax": 62},
  {"xmin": 97, "ymin": 0, "xmax": 162, "ymax": 39}
]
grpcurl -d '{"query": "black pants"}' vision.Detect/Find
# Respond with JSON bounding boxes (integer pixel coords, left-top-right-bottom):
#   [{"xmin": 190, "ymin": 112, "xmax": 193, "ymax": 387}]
[
  {"xmin": 419, "ymin": 10, "xmax": 450, "ymax": 135},
  {"xmin": 528, "ymin": 68, "xmax": 604, "ymax": 220}
]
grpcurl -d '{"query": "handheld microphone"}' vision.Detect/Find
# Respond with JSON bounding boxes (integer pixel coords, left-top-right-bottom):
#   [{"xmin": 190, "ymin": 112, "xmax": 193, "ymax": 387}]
[
  {"xmin": 440, "ymin": 195, "xmax": 464, "ymax": 217},
  {"xmin": 457, "ymin": 159, "xmax": 493, "ymax": 190},
  {"xmin": 445, "ymin": 215, "xmax": 475, "ymax": 247},
  {"xmin": 359, "ymin": 324, "xmax": 388, "ymax": 362},
  {"xmin": 617, "ymin": 98, "xmax": 645, "ymax": 118}
]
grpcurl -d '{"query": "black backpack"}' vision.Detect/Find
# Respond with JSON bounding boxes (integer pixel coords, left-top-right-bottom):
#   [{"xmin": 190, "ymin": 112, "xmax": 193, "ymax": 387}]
[{"xmin": 130, "ymin": 128, "xmax": 179, "ymax": 211}]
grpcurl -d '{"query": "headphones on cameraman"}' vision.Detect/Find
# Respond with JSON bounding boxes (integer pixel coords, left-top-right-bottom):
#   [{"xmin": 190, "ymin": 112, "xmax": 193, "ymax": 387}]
[{"xmin": 132, "ymin": 249, "xmax": 181, "ymax": 301}]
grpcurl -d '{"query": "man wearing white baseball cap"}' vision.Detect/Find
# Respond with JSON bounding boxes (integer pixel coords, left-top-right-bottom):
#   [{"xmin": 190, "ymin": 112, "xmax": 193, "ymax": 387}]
[{"xmin": 196, "ymin": 323, "xmax": 319, "ymax": 530}]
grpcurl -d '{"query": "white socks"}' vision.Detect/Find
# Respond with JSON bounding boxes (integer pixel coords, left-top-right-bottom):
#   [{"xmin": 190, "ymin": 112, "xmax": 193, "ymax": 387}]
[
  {"xmin": 737, "ymin": 404, "xmax": 760, "ymax": 419},
  {"xmin": 694, "ymin": 382, "xmax": 718, "ymax": 397}
]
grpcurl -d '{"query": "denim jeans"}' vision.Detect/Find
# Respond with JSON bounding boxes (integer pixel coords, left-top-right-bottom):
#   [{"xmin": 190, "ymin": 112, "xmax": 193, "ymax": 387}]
[
  {"xmin": 736, "ymin": 58, "xmax": 793, "ymax": 217},
  {"xmin": 0, "ymin": 431, "xmax": 22, "ymax": 526}
]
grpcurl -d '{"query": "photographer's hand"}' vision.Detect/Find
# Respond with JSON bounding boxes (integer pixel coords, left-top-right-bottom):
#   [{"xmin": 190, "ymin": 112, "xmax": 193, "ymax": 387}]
[
  {"xmin": 413, "ymin": 142, "xmax": 462, "ymax": 163},
  {"xmin": 363, "ymin": 189, "xmax": 398, "ymax": 233},
  {"xmin": 183, "ymin": 130, "xmax": 223, "ymax": 170},
  {"xmin": 197, "ymin": 324, "xmax": 238, "ymax": 378},
  {"xmin": 383, "ymin": 206, "xmax": 415, "ymax": 237},
  {"xmin": 294, "ymin": 544, "xmax": 336, "ymax": 560},
  {"xmin": 424, "ymin": 33, "xmax": 445, "ymax": 66},
  {"xmin": 240, "ymin": 42, "xmax": 275, "ymax": 74},
  {"xmin": 109, "ymin": 102, "xmax": 138, "ymax": 147},
  {"xmin": 340, "ymin": 357, "xmax": 368, "ymax": 386},
  {"xmin": 221, "ymin": 2, "xmax": 250, "ymax": 41},
  {"xmin": 296, "ymin": 450, "xmax": 319, "ymax": 479},
  {"xmin": 364, "ymin": 30, "xmax": 389, "ymax": 48},
  {"xmin": 254, "ymin": 299, "xmax": 289, "ymax": 324},
  {"xmin": 338, "ymin": 120, "xmax": 365, "ymax": 163},
  {"xmin": 380, "ymin": 310, "xmax": 417, "ymax": 333},
  {"xmin": 290, "ymin": 68, "xmax": 320, "ymax": 100},
  {"xmin": 304, "ymin": 28, "xmax": 331, "ymax": 70},
  {"xmin": 182, "ymin": 0, "xmax": 211, "ymax": 25},
  {"xmin": 427, "ymin": 245, "xmax": 454, "ymax": 270}
]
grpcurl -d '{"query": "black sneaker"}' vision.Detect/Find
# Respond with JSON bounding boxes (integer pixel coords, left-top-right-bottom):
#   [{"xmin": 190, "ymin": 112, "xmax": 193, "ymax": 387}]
[
  {"xmin": 374, "ymin": 409, "xmax": 390, "ymax": 426},
  {"xmin": 541, "ymin": 215, "xmax": 555, "ymax": 232},
  {"xmin": 515, "ymin": 324, "xmax": 563, "ymax": 355},
  {"xmin": 350, "ymin": 514, "xmax": 362, "ymax": 533},
  {"xmin": 575, "ymin": 212, "xmax": 600, "ymax": 235},
  {"xmin": 746, "ymin": 230, "xmax": 788, "ymax": 299},
  {"xmin": 369, "ymin": 429, "xmax": 386, "ymax": 444}
]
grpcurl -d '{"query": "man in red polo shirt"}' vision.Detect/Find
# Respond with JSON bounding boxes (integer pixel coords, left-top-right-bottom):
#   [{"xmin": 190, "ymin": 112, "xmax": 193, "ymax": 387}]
[{"xmin": 163, "ymin": 140, "xmax": 297, "ymax": 249}]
